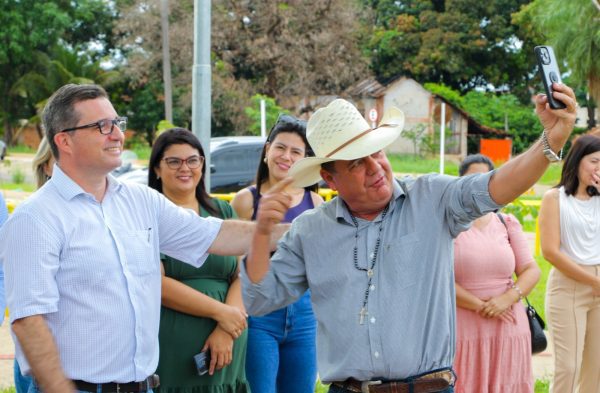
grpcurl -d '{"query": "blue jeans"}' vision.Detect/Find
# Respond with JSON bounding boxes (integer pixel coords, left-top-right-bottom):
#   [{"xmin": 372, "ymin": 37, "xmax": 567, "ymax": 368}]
[
  {"xmin": 246, "ymin": 291, "xmax": 317, "ymax": 393},
  {"xmin": 14, "ymin": 360, "xmax": 33, "ymax": 393},
  {"xmin": 328, "ymin": 385, "xmax": 454, "ymax": 393}
]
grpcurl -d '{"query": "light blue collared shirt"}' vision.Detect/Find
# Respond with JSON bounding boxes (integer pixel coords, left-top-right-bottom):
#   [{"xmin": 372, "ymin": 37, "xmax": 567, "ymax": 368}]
[
  {"xmin": 0, "ymin": 164, "xmax": 222, "ymax": 383},
  {"xmin": 242, "ymin": 172, "xmax": 501, "ymax": 382}
]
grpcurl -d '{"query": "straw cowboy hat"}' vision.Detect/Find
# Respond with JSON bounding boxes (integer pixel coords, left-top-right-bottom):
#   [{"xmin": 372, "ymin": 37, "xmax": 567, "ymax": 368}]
[{"xmin": 289, "ymin": 98, "xmax": 405, "ymax": 187}]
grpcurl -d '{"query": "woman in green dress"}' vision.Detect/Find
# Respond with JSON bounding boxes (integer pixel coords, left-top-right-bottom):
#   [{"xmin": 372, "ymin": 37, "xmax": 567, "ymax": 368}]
[{"xmin": 148, "ymin": 128, "xmax": 250, "ymax": 393}]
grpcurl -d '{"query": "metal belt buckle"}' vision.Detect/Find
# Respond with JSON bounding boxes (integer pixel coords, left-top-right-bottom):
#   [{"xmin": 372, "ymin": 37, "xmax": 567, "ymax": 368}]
[{"xmin": 361, "ymin": 380, "xmax": 382, "ymax": 393}]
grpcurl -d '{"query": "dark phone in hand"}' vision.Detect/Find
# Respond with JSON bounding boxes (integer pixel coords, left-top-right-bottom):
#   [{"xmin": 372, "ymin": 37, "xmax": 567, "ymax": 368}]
[
  {"xmin": 193, "ymin": 350, "xmax": 211, "ymax": 376},
  {"xmin": 534, "ymin": 45, "xmax": 566, "ymax": 110}
]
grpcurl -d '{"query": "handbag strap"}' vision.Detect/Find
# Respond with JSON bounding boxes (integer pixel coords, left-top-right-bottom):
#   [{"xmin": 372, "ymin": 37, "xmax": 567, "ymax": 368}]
[{"xmin": 496, "ymin": 212, "xmax": 529, "ymax": 303}]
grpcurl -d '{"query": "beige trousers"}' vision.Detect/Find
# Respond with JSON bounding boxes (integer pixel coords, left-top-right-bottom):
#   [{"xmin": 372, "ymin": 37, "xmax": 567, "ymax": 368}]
[{"xmin": 546, "ymin": 266, "xmax": 600, "ymax": 393}]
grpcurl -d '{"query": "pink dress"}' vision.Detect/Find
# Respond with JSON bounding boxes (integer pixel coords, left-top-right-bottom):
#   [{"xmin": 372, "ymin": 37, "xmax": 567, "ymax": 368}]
[{"xmin": 453, "ymin": 213, "xmax": 534, "ymax": 393}]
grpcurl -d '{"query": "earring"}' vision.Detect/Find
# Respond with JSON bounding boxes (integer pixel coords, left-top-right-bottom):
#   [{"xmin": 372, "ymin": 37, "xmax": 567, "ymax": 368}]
[
  {"xmin": 156, "ymin": 175, "xmax": 160, "ymax": 180},
  {"xmin": 263, "ymin": 157, "xmax": 267, "ymax": 163}
]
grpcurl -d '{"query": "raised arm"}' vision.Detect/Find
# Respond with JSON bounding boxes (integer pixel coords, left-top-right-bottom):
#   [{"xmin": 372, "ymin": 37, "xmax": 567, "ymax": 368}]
[
  {"xmin": 489, "ymin": 84, "xmax": 577, "ymax": 205},
  {"xmin": 208, "ymin": 219, "xmax": 289, "ymax": 256},
  {"xmin": 246, "ymin": 178, "xmax": 293, "ymax": 283},
  {"xmin": 12, "ymin": 315, "xmax": 76, "ymax": 393}
]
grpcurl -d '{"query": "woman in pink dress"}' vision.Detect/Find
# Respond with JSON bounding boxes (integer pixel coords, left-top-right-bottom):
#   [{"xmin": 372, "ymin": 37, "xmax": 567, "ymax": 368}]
[{"xmin": 453, "ymin": 154, "xmax": 541, "ymax": 393}]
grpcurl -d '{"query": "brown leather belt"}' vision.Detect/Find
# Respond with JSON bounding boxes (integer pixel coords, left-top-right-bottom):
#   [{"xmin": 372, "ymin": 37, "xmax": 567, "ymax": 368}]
[
  {"xmin": 73, "ymin": 374, "xmax": 160, "ymax": 392},
  {"xmin": 331, "ymin": 370, "xmax": 454, "ymax": 393}
]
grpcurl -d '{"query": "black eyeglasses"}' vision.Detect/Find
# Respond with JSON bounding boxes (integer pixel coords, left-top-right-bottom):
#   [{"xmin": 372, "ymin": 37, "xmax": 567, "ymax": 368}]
[
  {"xmin": 60, "ymin": 117, "xmax": 128, "ymax": 135},
  {"xmin": 162, "ymin": 155, "xmax": 205, "ymax": 170}
]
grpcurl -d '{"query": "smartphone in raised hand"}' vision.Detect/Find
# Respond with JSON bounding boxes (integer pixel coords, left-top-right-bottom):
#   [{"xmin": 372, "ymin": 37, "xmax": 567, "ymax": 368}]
[{"xmin": 534, "ymin": 45, "xmax": 566, "ymax": 110}]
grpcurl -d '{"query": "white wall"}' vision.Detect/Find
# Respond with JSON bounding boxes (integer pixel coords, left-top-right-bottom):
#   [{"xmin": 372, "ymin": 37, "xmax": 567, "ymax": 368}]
[{"xmin": 382, "ymin": 78, "xmax": 433, "ymax": 154}]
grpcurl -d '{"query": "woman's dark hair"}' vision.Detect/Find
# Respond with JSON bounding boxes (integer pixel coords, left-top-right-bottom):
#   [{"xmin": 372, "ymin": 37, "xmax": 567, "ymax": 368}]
[
  {"xmin": 148, "ymin": 128, "xmax": 218, "ymax": 216},
  {"xmin": 458, "ymin": 154, "xmax": 495, "ymax": 176},
  {"xmin": 556, "ymin": 134, "xmax": 600, "ymax": 197},
  {"xmin": 255, "ymin": 114, "xmax": 318, "ymax": 195}
]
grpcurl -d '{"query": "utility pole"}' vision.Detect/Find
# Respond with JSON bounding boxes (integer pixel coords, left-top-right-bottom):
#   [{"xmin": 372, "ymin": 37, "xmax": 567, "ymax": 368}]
[
  {"xmin": 160, "ymin": 0, "xmax": 173, "ymax": 124},
  {"xmin": 192, "ymin": 0, "xmax": 211, "ymax": 190}
]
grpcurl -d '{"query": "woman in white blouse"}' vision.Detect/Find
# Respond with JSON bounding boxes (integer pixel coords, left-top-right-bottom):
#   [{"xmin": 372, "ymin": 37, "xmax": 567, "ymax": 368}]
[{"xmin": 539, "ymin": 134, "xmax": 600, "ymax": 393}]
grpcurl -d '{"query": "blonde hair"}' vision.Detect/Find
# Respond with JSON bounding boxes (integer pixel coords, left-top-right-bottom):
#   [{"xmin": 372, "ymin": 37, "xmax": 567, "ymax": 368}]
[{"xmin": 32, "ymin": 137, "xmax": 54, "ymax": 189}]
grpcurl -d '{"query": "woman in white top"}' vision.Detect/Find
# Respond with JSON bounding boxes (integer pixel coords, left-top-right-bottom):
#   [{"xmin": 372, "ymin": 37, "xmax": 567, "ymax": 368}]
[{"xmin": 539, "ymin": 134, "xmax": 600, "ymax": 393}]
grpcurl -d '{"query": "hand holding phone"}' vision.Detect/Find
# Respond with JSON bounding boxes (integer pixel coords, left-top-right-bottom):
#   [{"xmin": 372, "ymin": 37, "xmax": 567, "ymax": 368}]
[
  {"xmin": 193, "ymin": 350, "xmax": 211, "ymax": 376},
  {"xmin": 534, "ymin": 45, "xmax": 566, "ymax": 110}
]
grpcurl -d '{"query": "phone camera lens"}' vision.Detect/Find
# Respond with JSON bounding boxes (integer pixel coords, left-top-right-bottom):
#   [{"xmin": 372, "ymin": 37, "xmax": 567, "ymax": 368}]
[{"xmin": 541, "ymin": 49, "xmax": 551, "ymax": 65}]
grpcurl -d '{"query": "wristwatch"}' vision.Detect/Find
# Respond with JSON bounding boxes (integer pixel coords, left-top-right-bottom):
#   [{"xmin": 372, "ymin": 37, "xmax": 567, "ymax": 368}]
[{"xmin": 541, "ymin": 129, "xmax": 562, "ymax": 162}]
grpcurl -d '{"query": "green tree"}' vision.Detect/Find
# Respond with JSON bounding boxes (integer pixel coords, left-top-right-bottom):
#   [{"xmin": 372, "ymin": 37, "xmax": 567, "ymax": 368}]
[
  {"xmin": 10, "ymin": 46, "xmax": 120, "ymax": 138},
  {"xmin": 514, "ymin": 0, "xmax": 600, "ymax": 128},
  {"xmin": 425, "ymin": 83, "xmax": 540, "ymax": 153},
  {"xmin": 244, "ymin": 95, "xmax": 289, "ymax": 136},
  {"xmin": 362, "ymin": 0, "xmax": 535, "ymax": 99},
  {"xmin": 116, "ymin": 0, "xmax": 369, "ymax": 136},
  {"xmin": 0, "ymin": 0, "xmax": 117, "ymax": 144},
  {"xmin": 110, "ymin": 79, "xmax": 188, "ymax": 146},
  {"xmin": 402, "ymin": 123, "xmax": 428, "ymax": 157}
]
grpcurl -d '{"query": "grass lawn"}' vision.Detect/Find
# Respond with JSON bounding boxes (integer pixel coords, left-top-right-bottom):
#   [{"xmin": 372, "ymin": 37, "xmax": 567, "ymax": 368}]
[
  {"xmin": 0, "ymin": 182, "xmax": 36, "ymax": 192},
  {"xmin": 388, "ymin": 153, "xmax": 562, "ymax": 187},
  {"xmin": 388, "ymin": 154, "xmax": 459, "ymax": 176},
  {"xmin": 528, "ymin": 256, "xmax": 552, "ymax": 322},
  {"xmin": 6, "ymin": 145, "xmax": 36, "ymax": 154}
]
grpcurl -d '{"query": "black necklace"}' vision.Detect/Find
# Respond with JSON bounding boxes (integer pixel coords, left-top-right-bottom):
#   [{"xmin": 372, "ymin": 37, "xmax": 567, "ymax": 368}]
[{"xmin": 349, "ymin": 204, "xmax": 389, "ymax": 325}]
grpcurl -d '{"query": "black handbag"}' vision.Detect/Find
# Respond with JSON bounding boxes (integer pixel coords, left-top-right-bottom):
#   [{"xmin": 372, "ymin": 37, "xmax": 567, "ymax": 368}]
[
  {"xmin": 525, "ymin": 297, "xmax": 548, "ymax": 354},
  {"xmin": 496, "ymin": 213, "xmax": 548, "ymax": 354}
]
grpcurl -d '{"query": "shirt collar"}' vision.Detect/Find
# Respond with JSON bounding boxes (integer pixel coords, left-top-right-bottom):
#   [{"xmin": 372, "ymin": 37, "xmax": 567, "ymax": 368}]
[
  {"xmin": 50, "ymin": 163, "xmax": 123, "ymax": 201},
  {"xmin": 334, "ymin": 177, "xmax": 405, "ymax": 224}
]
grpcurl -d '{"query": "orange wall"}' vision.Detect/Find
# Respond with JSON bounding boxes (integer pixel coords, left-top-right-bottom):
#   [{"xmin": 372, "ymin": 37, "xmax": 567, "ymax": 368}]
[{"xmin": 480, "ymin": 139, "xmax": 512, "ymax": 164}]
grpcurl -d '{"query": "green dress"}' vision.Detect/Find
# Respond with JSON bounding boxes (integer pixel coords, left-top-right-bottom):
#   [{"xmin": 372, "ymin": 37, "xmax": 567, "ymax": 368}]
[{"xmin": 156, "ymin": 199, "xmax": 249, "ymax": 393}]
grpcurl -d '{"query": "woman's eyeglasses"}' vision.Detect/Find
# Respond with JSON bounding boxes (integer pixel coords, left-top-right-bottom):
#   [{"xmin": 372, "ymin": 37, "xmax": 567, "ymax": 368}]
[{"xmin": 162, "ymin": 155, "xmax": 205, "ymax": 169}]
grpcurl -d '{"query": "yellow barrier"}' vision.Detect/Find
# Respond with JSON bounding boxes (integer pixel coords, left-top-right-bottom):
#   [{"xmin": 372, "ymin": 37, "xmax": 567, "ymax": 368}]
[
  {"xmin": 210, "ymin": 189, "xmax": 339, "ymax": 203},
  {"xmin": 6, "ymin": 190, "xmax": 543, "ymax": 256},
  {"xmin": 210, "ymin": 193, "xmax": 236, "ymax": 202}
]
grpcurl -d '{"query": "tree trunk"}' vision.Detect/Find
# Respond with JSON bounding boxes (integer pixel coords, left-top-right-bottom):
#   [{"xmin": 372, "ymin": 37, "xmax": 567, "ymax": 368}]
[
  {"xmin": 3, "ymin": 117, "xmax": 13, "ymax": 146},
  {"xmin": 587, "ymin": 105, "xmax": 597, "ymax": 129}
]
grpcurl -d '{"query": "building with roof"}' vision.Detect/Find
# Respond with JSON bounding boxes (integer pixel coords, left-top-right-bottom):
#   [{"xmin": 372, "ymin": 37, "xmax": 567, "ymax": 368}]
[{"xmin": 345, "ymin": 76, "xmax": 509, "ymax": 159}]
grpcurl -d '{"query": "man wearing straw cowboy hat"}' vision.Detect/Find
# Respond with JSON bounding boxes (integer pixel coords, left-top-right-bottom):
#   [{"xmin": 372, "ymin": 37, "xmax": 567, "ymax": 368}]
[{"xmin": 241, "ymin": 83, "xmax": 577, "ymax": 393}]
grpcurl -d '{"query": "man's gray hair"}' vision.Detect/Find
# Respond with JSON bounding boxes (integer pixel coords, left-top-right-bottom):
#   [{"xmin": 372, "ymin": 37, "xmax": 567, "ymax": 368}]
[{"xmin": 42, "ymin": 84, "xmax": 108, "ymax": 159}]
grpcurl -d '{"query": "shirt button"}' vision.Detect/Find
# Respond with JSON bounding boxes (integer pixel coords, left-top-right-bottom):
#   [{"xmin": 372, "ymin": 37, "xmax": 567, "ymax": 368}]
[
  {"xmin": 370, "ymin": 317, "xmax": 376, "ymax": 324},
  {"xmin": 370, "ymin": 285, "xmax": 375, "ymax": 291},
  {"xmin": 374, "ymin": 351, "xmax": 380, "ymax": 358},
  {"xmin": 370, "ymin": 252, "xmax": 375, "ymax": 259}
]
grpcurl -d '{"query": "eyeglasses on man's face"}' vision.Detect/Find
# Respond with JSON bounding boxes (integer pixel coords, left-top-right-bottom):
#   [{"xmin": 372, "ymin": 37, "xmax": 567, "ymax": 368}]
[
  {"xmin": 162, "ymin": 155, "xmax": 205, "ymax": 170},
  {"xmin": 60, "ymin": 117, "xmax": 128, "ymax": 135}
]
